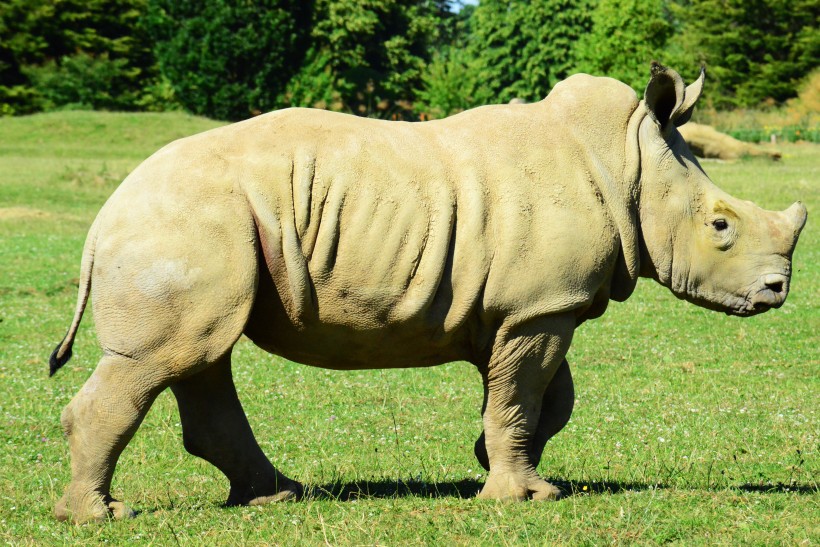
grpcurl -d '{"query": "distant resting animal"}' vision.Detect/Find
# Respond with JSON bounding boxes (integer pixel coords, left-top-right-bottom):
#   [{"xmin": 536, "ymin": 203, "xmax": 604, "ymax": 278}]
[{"xmin": 678, "ymin": 122, "xmax": 781, "ymax": 160}]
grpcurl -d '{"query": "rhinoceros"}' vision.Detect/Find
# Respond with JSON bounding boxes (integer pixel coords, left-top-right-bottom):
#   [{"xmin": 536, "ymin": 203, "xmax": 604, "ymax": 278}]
[{"xmin": 50, "ymin": 63, "xmax": 806, "ymax": 522}]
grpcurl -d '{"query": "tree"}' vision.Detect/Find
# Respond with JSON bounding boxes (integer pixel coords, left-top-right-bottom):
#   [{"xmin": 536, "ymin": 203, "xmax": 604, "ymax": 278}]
[
  {"xmin": 0, "ymin": 0, "xmax": 162, "ymax": 114},
  {"xmin": 280, "ymin": 0, "xmax": 453, "ymax": 118},
  {"xmin": 414, "ymin": 46, "xmax": 479, "ymax": 118},
  {"xmin": 145, "ymin": 0, "xmax": 311, "ymax": 121},
  {"xmin": 573, "ymin": 0, "xmax": 675, "ymax": 93},
  {"xmin": 670, "ymin": 0, "xmax": 820, "ymax": 108},
  {"xmin": 465, "ymin": 0, "xmax": 592, "ymax": 105},
  {"xmin": 412, "ymin": 4, "xmax": 478, "ymax": 118}
]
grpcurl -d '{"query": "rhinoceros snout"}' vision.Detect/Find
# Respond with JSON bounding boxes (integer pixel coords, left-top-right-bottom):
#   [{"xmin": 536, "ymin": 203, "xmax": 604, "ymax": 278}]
[{"xmin": 749, "ymin": 273, "xmax": 790, "ymax": 312}]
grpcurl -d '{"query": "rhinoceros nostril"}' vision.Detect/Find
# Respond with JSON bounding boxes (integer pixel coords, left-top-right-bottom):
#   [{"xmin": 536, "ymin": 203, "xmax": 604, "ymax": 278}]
[
  {"xmin": 766, "ymin": 280, "xmax": 784, "ymax": 294},
  {"xmin": 750, "ymin": 274, "xmax": 790, "ymax": 312},
  {"xmin": 761, "ymin": 274, "xmax": 788, "ymax": 296}
]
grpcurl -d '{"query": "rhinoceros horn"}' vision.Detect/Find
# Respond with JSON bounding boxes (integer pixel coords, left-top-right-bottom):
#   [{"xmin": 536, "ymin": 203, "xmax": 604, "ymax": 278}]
[
  {"xmin": 645, "ymin": 62, "xmax": 706, "ymax": 130},
  {"xmin": 784, "ymin": 201, "xmax": 809, "ymax": 245}
]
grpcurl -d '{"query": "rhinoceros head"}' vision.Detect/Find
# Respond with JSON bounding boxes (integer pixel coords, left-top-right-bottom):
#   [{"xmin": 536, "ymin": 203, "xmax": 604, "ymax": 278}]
[{"xmin": 637, "ymin": 63, "xmax": 807, "ymax": 316}]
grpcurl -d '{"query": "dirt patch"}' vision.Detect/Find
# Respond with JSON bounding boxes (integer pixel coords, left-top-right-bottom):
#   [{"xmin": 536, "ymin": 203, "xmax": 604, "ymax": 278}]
[{"xmin": 0, "ymin": 207, "xmax": 53, "ymax": 220}]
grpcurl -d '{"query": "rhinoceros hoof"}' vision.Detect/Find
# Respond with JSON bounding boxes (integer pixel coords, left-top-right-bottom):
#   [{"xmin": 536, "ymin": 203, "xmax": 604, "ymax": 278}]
[
  {"xmin": 478, "ymin": 472, "xmax": 561, "ymax": 501},
  {"xmin": 227, "ymin": 478, "xmax": 304, "ymax": 507},
  {"xmin": 55, "ymin": 491, "xmax": 136, "ymax": 523}
]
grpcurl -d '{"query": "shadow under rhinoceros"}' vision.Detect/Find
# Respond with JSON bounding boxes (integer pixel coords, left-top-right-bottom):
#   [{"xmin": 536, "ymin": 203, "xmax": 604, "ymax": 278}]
[
  {"xmin": 306, "ymin": 478, "xmax": 484, "ymax": 500},
  {"xmin": 305, "ymin": 478, "xmax": 817, "ymax": 500},
  {"xmin": 305, "ymin": 478, "xmax": 664, "ymax": 501},
  {"xmin": 131, "ymin": 478, "xmax": 815, "ymax": 518}
]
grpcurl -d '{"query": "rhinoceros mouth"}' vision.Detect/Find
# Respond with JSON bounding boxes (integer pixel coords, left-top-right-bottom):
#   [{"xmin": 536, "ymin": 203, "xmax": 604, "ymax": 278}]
[
  {"xmin": 726, "ymin": 301, "xmax": 765, "ymax": 317},
  {"xmin": 723, "ymin": 297, "xmax": 759, "ymax": 317},
  {"xmin": 681, "ymin": 291, "xmax": 753, "ymax": 317},
  {"xmin": 722, "ymin": 275, "xmax": 790, "ymax": 317}
]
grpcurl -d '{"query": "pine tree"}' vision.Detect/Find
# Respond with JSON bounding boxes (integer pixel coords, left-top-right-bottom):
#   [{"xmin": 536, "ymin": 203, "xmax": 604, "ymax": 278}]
[
  {"xmin": 670, "ymin": 0, "xmax": 819, "ymax": 107},
  {"xmin": 0, "ymin": 0, "xmax": 161, "ymax": 113}
]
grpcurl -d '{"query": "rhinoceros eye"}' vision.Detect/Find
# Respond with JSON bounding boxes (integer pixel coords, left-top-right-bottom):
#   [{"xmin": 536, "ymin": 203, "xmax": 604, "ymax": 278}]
[{"xmin": 712, "ymin": 219, "xmax": 729, "ymax": 231}]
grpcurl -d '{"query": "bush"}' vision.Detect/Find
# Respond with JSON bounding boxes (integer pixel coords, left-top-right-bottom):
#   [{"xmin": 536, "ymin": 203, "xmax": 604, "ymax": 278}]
[
  {"xmin": 572, "ymin": 0, "xmax": 675, "ymax": 93},
  {"xmin": 0, "ymin": 85, "xmax": 39, "ymax": 116},
  {"xmin": 24, "ymin": 53, "xmax": 139, "ymax": 111},
  {"xmin": 466, "ymin": 0, "xmax": 592, "ymax": 104},
  {"xmin": 299, "ymin": 0, "xmax": 449, "ymax": 119},
  {"xmin": 278, "ymin": 48, "xmax": 348, "ymax": 112}
]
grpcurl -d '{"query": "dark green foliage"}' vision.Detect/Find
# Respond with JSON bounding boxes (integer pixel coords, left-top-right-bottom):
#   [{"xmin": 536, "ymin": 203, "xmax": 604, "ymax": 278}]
[
  {"xmin": 144, "ymin": 0, "xmax": 311, "ymax": 121},
  {"xmin": 278, "ymin": 47, "xmax": 346, "ymax": 112},
  {"xmin": 412, "ymin": 4, "xmax": 476, "ymax": 118},
  {"xmin": 670, "ymin": 0, "xmax": 820, "ymax": 108},
  {"xmin": 573, "ymin": 0, "xmax": 675, "ymax": 94},
  {"xmin": 25, "ymin": 53, "xmax": 139, "ymax": 111},
  {"xmin": 279, "ymin": 0, "xmax": 452, "ymax": 119},
  {"xmin": 414, "ymin": 46, "xmax": 478, "ymax": 118},
  {"xmin": 1, "ymin": 0, "xmax": 817, "ymax": 118},
  {"xmin": 0, "ymin": 0, "xmax": 165, "ymax": 114},
  {"xmin": 465, "ymin": 0, "xmax": 592, "ymax": 104}
]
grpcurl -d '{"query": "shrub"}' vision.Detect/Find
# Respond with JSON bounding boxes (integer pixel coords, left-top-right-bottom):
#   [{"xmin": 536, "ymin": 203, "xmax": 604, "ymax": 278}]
[
  {"xmin": 572, "ymin": 0, "xmax": 675, "ymax": 93},
  {"xmin": 466, "ymin": 0, "xmax": 592, "ymax": 104},
  {"xmin": 24, "ymin": 53, "xmax": 139, "ymax": 111}
]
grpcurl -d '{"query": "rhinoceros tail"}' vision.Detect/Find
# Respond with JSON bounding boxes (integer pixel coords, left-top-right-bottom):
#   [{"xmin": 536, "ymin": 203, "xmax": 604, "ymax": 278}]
[
  {"xmin": 49, "ymin": 341, "xmax": 72, "ymax": 377},
  {"xmin": 50, "ymin": 216, "xmax": 101, "ymax": 377}
]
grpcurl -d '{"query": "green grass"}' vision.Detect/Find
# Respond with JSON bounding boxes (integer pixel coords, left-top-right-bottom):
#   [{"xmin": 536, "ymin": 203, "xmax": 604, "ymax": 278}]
[{"xmin": 1, "ymin": 111, "xmax": 817, "ymax": 544}]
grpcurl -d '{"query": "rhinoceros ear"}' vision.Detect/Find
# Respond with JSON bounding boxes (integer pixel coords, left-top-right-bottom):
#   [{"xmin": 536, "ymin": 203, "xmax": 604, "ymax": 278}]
[
  {"xmin": 644, "ymin": 62, "xmax": 694, "ymax": 131},
  {"xmin": 671, "ymin": 66, "xmax": 706, "ymax": 127}
]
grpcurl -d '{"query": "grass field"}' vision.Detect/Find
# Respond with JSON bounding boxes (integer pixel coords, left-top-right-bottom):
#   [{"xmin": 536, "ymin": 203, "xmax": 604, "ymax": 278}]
[{"xmin": 0, "ymin": 111, "xmax": 817, "ymax": 544}]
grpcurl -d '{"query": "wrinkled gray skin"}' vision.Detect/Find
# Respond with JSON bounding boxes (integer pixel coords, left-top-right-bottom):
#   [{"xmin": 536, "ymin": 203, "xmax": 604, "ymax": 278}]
[{"xmin": 50, "ymin": 64, "xmax": 807, "ymax": 522}]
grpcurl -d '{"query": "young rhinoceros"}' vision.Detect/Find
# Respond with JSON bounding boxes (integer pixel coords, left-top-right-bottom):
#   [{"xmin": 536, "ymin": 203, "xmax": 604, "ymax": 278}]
[{"xmin": 50, "ymin": 63, "xmax": 806, "ymax": 522}]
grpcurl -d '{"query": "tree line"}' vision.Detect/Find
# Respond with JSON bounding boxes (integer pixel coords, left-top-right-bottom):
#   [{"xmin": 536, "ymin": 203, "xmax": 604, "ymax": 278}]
[{"xmin": 0, "ymin": 0, "xmax": 817, "ymax": 121}]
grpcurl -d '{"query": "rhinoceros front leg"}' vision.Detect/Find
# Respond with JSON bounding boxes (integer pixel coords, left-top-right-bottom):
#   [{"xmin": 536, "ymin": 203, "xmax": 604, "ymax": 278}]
[
  {"xmin": 171, "ymin": 355, "xmax": 302, "ymax": 506},
  {"xmin": 529, "ymin": 357, "xmax": 574, "ymax": 469},
  {"xmin": 477, "ymin": 314, "xmax": 574, "ymax": 501},
  {"xmin": 474, "ymin": 357, "xmax": 574, "ymax": 472}
]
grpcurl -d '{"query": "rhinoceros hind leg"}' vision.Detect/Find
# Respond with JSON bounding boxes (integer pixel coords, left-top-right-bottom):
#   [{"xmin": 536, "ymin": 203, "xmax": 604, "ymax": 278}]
[
  {"xmin": 55, "ymin": 354, "xmax": 164, "ymax": 523},
  {"xmin": 476, "ymin": 315, "xmax": 573, "ymax": 501},
  {"xmin": 171, "ymin": 354, "xmax": 302, "ymax": 506},
  {"xmin": 474, "ymin": 358, "xmax": 574, "ymax": 472}
]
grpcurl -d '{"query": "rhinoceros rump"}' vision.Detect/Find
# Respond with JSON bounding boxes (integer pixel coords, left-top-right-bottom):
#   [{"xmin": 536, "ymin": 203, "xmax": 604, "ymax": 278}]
[{"xmin": 50, "ymin": 63, "xmax": 806, "ymax": 522}]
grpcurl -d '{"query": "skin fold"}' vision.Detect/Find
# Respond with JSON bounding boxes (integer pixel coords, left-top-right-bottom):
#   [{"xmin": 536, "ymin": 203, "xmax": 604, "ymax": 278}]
[{"xmin": 50, "ymin": 63, "xmax": 806, "ymax": 523}]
